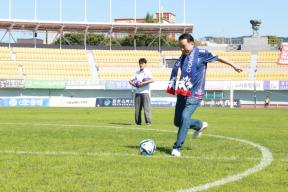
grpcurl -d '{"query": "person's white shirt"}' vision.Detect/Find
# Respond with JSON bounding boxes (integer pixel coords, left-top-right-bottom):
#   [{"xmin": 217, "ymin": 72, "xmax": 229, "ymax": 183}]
[{"xmin": 131, "ymin": 68, "xmax": 153, "ymax": 94}]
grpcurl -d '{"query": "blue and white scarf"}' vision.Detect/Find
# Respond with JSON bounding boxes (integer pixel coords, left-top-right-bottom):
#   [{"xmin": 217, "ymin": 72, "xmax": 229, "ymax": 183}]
[{"xmin": 166, "ymin": 47, "xmax": 199, "ymax": 96}]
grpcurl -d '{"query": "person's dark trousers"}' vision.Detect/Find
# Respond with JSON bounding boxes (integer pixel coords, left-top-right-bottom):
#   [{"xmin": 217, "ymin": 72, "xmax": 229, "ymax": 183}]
[{"xmin": 135, "ymin": 93, "xmax": 151, "ymax": 125}]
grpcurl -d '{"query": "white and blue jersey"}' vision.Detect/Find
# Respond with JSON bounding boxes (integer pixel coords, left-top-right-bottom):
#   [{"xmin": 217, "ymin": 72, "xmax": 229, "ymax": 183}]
[{"xmin": 180, "ymin": 49, "xmax": 218, "ymax": 99}]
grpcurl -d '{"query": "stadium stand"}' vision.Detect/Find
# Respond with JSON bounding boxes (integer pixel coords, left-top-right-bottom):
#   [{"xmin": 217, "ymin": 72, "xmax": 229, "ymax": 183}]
[
  {"xmin": 206, "ymin": 71, "xmax": 249, "ymax": 80},
  {"xmin": 257, "ymin": 51, "xmax": 280, "ymax": 62},
  {"xmin": 93, "ymin": 50, "xmax": 169, "ymax": 80},
  {"xmin": 13, "ymin": 48, "xmax": 92, "ymax": 80},
  {"xmin": 93, "ymin": 50, "xmax": 161, "ymax": 66},
  {"xmin": 257, "ymin": 51, "xmax": 286, "ymax": 68},
  {"xmin": 1, "ymin": 47, "xmax": 286, "ymax": 81},
  {"xmin": 162, "ymin": 50, "xmax": 251, "ymax": 68},
  {"xmin": 207, "ymin": 51, "xmax": 250, "ymax": 80},
  {"xmin": 0, "ymin": 47, "xmax": 20, "ymax": 79},
  {"xmin": 92, "ymin": 50, "xmax": 251, "ymax": 81},
  {"xmin": 162, "ymin": 50, "xmax": 251, "ymax": 80},
  {"xmin": 256, "ymin": 51, "xmax": 288, "ymax": 80},
  {"xmin": 211, "ymin": 51, "xmax": 251, "ymax": 68},
  {"xmin": 256, "ymin": 71, "xmax": 288, "ymax": 80}
]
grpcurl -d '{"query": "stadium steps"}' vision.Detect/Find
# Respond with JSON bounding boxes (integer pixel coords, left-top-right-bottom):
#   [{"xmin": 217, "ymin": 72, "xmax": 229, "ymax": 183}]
[
  {"xmin": 0, "ymin": 47, "xmax": 22, "ymax": 79},
  {"xmin": 248, "ymin": 54, "xmax": 257, "ymax": 80},
  {"xmin": 86, "ymin": 50, "xmax": 99, "ymax": 80},
  {"xmin": 9, "ymin": 49, "xmax": 25, "ymax": 78}
]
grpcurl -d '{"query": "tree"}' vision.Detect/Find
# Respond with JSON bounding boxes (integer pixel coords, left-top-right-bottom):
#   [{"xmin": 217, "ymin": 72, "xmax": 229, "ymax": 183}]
[
  {"xmin": 54, "ymin": 32, "xmax": 205, "ymax": 48},
  {"xmin": 144, "ymin": 12, "xmax": 157, "ymax": 23},
  {"xmin": 121, "ymin": 34, "xmax": 177, "ymax": 47},
  {"xmin": 55, "ymin": 33, "xmax": 105, "ymax": 46},
  {"xmin": 87, "ymin": 34, "xmax": 105, "ymax": 46}
]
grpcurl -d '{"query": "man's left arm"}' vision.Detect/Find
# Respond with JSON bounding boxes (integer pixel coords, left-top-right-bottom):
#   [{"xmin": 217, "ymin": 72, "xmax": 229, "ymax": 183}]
[
  {"xmin": 140, "ymin": 78, "xmax": 155, "ymax": 86},
  {"xmin": 139, "ymin": 71, "xmax": 155, "ymax": 87},
  {"xmin": 217, "ymin": 57, "xmax": 243, "ymax": 73},
  {"xmin": 205, "ymin": 50, "xmax": 242, "ymax": 73}
]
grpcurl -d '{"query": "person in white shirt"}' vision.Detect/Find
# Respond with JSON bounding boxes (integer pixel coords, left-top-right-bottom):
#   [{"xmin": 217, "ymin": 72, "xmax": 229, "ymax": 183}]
[{"xmin": 129, "ymin": 58, "xmax": 154, "ymax": 126}]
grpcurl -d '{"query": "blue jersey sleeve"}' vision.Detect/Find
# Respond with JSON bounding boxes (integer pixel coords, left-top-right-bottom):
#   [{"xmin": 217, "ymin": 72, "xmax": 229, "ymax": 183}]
[{"xmin": 205, "ymin": 50, "xmax": 218, "ymax": 63}]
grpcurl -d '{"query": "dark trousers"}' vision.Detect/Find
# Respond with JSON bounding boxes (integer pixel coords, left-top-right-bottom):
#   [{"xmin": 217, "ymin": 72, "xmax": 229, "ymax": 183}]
[{"xmin": 135, "ymin": 93, "xmax": 151, "ymax": 125}]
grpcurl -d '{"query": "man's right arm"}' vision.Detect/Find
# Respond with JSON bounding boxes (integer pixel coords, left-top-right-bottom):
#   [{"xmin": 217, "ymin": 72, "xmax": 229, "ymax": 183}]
[
  {"xmin": 129, "ymin": 79, "xmax": 135, "ymax": 87},
  {"xmin": 129, "ymin": 73, "xmax": 136, "ymax": 87}
]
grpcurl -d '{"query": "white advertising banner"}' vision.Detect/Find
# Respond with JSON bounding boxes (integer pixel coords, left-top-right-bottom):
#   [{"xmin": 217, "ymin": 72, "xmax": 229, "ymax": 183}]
[
  {"xmin": 49, "ymin": 97, "xmax": 96, "ymax": 107},
  {"xmin": 232, "ymin": 81, "xmax": 264, "ymax": 91},
  {"xmin": 205, "ymin": 81, "xmax": 229, "ymax": 90},
  {"xmin": 266, "ymin": 81, "xmax": 279, "ymax": 90},
  {"xmin": 65, "ymin": 80, "xmax": 105, "ymax": 90},
  {"xmin": 150, "ymin": 81, "xmax": 169, "ymax": 90}
]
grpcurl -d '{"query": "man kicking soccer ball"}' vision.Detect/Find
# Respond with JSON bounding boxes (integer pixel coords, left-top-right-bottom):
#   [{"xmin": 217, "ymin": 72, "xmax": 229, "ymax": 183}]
[{"xmin": 166, "ymin": 33, "xmax": 243, "ymax": 157}]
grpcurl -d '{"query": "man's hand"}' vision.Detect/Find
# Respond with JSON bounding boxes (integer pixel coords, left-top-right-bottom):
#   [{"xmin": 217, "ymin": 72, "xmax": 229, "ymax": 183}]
[
  {"xmin": 129, "ymin": 80, "xmax": 137, "ymax": 87},
  {"xmin": 138, "ymin": 79, "xmax": 155, "ymax": 87},
  {"xmin": 234, "ymin": 67, "xmax": 243, "ymax": 73},
  {"xmin": 138, "ymin": 82, "xmax": 145, "ymax": 87}
]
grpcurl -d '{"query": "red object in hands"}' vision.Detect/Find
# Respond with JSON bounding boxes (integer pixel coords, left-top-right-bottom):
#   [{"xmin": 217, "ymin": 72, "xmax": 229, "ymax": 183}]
[{"xmin": 175, "ymin": 89, "xmax": 191, "ymax": 96}]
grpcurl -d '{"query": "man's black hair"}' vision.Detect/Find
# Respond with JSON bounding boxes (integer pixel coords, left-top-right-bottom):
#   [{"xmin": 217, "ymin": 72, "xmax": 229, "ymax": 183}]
[
  {"xmin": 178, "ymin": 33, "xmax": 194, "ymax": 42},
  {"xmin": 138, "ymin": 58, "xmax": 147, "ymax": 64}
]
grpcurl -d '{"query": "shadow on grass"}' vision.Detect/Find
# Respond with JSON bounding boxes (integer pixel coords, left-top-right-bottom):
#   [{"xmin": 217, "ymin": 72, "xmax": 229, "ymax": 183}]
[{"xmin": 126, "ymin": 145, "xmax": 173, "ymax": 155}]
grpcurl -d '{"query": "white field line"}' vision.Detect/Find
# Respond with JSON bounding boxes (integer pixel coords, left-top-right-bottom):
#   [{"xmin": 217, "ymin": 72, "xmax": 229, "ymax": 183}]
[
  {"xmin": 178, "ymin": 134, "xmax": 273, "ymax": 192},
  {"xmin": 0, "ymin": 122, "xmax": 273, "ymax": 192}
]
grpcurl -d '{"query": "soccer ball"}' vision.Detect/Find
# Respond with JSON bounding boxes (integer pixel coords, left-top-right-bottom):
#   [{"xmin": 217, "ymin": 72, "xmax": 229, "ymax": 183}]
[
  {"xmin": 139, "ymin": 139, "xmax": 156, "ymax": 155},
  {"xmin": 131, "ymin": 79, "xmax": 141, "ymax": 88},
  {"xmin": 134, "ymin": 80, "xmax": 142, "ymax": 88}
]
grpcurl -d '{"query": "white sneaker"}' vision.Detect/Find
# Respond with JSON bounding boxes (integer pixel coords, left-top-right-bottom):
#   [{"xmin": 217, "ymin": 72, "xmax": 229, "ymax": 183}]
[
  {"xmin": 171, "ymin": 149, "xmax": 181, "ymax": 157},
  {"xmin": 192, "ymin": 122, "xmax": 208, "ymax": 139}
]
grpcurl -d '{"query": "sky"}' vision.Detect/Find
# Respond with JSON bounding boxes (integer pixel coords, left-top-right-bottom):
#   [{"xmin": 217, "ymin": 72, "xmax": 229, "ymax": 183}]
[{"xmin": 0, "ymin": 0, "xmax": 287, "ymax": 39}]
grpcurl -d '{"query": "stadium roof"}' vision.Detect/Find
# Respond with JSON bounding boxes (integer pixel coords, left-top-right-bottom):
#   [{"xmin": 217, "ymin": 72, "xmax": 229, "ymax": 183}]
[{"xmin": 0, "ymin": 19, "xmax": 193, "ymax": 33}]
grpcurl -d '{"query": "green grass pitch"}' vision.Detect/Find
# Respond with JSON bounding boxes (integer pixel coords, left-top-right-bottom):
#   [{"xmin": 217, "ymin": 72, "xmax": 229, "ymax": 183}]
[{"xmin": 0, "ymin": 107, "xmax": 287, "ymax": 191}]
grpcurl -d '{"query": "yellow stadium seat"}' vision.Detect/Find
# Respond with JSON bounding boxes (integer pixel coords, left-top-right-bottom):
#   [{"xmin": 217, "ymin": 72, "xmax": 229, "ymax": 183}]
[{"xmin": 12, "ymin": 47, "xmax": 92, "ymax": 80}]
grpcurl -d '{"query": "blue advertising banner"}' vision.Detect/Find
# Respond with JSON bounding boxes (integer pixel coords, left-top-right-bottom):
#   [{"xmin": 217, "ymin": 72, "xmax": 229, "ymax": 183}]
[
  {"xmin": 96, "ymin": 98, "xmax": 134, "ymax": 107},
  {"xmin": 96, "ymin": 97, "xmax": 176, "ymax": 107},
  {"xmin": 263, "ymin": 80, "xmax": 270, "ymax": 90},
  {"xmin": 0, "ymin": 98, "xmax": 49, "ymax": 107}
]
